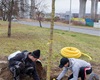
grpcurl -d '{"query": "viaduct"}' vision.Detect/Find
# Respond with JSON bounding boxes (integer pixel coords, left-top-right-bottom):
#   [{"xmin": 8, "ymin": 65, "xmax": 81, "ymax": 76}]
[
  {"xmin": 79, "ymin": 0, "xmax": 100, "ymax": 20},
  {"xmin": 18, "ymin": 0, "xmax": 100, "ymax": 21}
]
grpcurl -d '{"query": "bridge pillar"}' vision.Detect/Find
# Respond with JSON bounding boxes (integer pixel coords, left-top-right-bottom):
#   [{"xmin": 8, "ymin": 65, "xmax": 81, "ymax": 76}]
[
  {"xmin": 18, "ymin": 0, "xmax": 25, "ymax": 18},
  {"xmin": 91, "ymin": 0, "xmax": 98, "ymax": 21},
  {"xmin": 30, "ymin": 0, "xmax": 36, "ymax": 19},
  {"xmin": 79, "ymin": 0, "xmax": 87, "ymax": 18}
]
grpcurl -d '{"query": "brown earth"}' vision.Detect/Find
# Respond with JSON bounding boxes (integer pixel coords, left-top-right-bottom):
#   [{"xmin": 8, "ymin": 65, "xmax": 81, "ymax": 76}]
[{"xmin": 0, "ymin": 56, "xmax": 100, "ymax": 80}]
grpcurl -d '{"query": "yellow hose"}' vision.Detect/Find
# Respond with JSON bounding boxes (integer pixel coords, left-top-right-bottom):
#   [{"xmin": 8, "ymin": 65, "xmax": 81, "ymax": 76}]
[{"xmin": 60, "ymin": 47, "xmax": 92, "ymax": 60}]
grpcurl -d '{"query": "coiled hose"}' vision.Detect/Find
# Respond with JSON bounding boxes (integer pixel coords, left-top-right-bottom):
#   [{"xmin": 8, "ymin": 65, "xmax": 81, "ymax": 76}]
[{"xmin": 61, "ymin": 47, "xmax": 92, "ymax": 60}]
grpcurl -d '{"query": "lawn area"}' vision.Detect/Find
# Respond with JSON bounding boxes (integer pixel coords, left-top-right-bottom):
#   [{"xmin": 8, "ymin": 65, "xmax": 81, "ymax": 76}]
[{"xmin": 0, "ymin": 20, "xmax": 100, "ymax": 67}]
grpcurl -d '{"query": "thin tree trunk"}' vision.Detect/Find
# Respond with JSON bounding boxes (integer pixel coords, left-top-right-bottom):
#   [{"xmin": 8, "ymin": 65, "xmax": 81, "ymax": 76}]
[
  {"xmin": 8, "ymin": 0, "xmax": 14, "ymax": 37},
  {"xmin": 39, "ymin": 20, "xmax": 42, "ymax": 27},
  {"xmin": 46, "ymin": 0, "xmax": 55, "ymax": 80},
  {"xmin": 8, "ymin": 18, "xmax": 11, "ymax": 37}
]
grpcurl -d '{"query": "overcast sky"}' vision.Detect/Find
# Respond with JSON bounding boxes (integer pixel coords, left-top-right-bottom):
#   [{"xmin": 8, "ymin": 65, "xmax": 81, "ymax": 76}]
[{"xmin": 44, "ymin": 0, "xmax": 100, "ymax": 13}]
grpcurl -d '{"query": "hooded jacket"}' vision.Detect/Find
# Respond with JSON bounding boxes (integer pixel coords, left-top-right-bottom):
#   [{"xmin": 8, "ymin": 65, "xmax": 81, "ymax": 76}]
[{"xmin": 57, "ymin": 58, "xmax": 91, "ymax": 80}]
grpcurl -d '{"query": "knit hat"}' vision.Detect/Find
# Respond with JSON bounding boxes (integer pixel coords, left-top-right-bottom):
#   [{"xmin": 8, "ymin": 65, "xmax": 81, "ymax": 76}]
[
  {"xmin": 59, "ymin": 57, "xmax": 69, "ymax": 68},
  {"xmin": 31, "ymin": 49, "xmax": 40, "ymax": 58}
]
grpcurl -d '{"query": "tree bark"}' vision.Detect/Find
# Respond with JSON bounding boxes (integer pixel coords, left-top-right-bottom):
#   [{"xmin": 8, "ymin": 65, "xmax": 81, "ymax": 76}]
[
  {"xmin": 8, "ymin": 0, "xmax": 14, "ymax": 37},
  {"xmin": 47, "ymin": 0, "xmax": 55, "ymax": 80}
]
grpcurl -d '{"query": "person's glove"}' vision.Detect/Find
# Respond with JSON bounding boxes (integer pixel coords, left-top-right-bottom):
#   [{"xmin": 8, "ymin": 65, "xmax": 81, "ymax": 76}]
[
  {"xmin": 18, "ymin": 62, "xmax": 25, "ymax": 69},
  {"xmin": 25, "ymin": 67, "xmax": 34, "ymax": 75}
]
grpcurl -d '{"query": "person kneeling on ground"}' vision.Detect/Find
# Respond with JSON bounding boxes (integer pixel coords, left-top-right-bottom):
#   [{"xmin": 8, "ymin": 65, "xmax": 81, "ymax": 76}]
[
  {"xmin": 8, "ymin": 49, "xmax": 41, "ymax": 80},
  {"xmin": 56, "ymin": 57, "xmax": 92, "ymax": 80}
]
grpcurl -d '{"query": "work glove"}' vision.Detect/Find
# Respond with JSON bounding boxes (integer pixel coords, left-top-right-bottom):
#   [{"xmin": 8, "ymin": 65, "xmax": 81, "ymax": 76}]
[
  {"xmin": 25, "ymin": 67, "xmax": 34, "ymax": 75},
  {"xmin": 18, "ymin": 62, "xmax": 25, "ymax": 69}
]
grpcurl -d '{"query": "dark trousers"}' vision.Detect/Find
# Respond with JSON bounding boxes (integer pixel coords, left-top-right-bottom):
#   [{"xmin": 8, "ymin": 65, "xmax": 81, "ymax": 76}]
[{"xmin": 68, "ymin": 67, "xmax": 92, "ymax": 80}]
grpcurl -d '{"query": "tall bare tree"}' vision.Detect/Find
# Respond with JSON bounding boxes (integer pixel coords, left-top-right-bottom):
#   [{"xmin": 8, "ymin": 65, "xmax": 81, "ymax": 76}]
[
  {"xmin": 0, "ymin": 0, "xmax": 19, "ymax": 37},
  {"xmin": 46, "ymin": 0, "xmax": 55, "ymax": 80},
  {"xmin": 36, "ymin": 11, "xmax": 44, "ymax": 27},
  {"xmin": 35, "ymin": 0, "xmax": 48, "ymax": 27},
  {"xmin": 8, "ymin": 0, "xmax": 14, "ymax": 37}
]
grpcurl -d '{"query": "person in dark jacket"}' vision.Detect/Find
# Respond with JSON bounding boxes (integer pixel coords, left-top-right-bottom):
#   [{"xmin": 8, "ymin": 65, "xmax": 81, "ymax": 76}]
[
  {"xmin": 8, "ymin": 49, "xmax": 41, "ymax": 80},
  {"xmin": 56, "ymin": 57, "xmax": 92, "ymax": 80}
]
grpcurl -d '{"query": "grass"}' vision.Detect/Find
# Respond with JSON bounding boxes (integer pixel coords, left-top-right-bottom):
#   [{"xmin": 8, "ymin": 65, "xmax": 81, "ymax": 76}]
[{"xmin": 0, "ymin": 20, "xmax": 100, "ymax": 67}]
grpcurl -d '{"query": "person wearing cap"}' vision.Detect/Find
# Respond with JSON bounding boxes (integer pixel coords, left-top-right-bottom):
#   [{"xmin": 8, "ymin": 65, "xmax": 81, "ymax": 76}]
[
  {"xmin": 8, "ymin": 49, "xmax": 40, "ymax": 80},
  {"xmin": 56, "ymin": 57, "xmax": 92, "ymax": 80}
]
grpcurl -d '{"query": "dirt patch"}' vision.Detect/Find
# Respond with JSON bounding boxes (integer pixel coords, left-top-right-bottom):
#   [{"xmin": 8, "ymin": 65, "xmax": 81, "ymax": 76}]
[
  {"xmin": 0, "ymin": 60, "xmax": 46, "ymax": 80},
  {"xmin": 90, "ymin": 62, "xmax": 100, "ymax": 75},
  {"xmin": 0, "ymin": 56, "xmax": 100, "ymax": 80}
]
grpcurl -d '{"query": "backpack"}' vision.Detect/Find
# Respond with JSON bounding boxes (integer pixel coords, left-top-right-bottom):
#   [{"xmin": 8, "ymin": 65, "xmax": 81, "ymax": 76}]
[{"xmin": 8, "ymin": 50, "xmax": 28, "ymax": 60}]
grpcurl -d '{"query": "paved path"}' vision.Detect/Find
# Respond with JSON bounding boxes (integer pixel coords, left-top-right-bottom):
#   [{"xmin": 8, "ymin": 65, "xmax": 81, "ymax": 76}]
[{"xmin": 17, "ymin": 20, "xmax": 100, "ymax": 36}]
